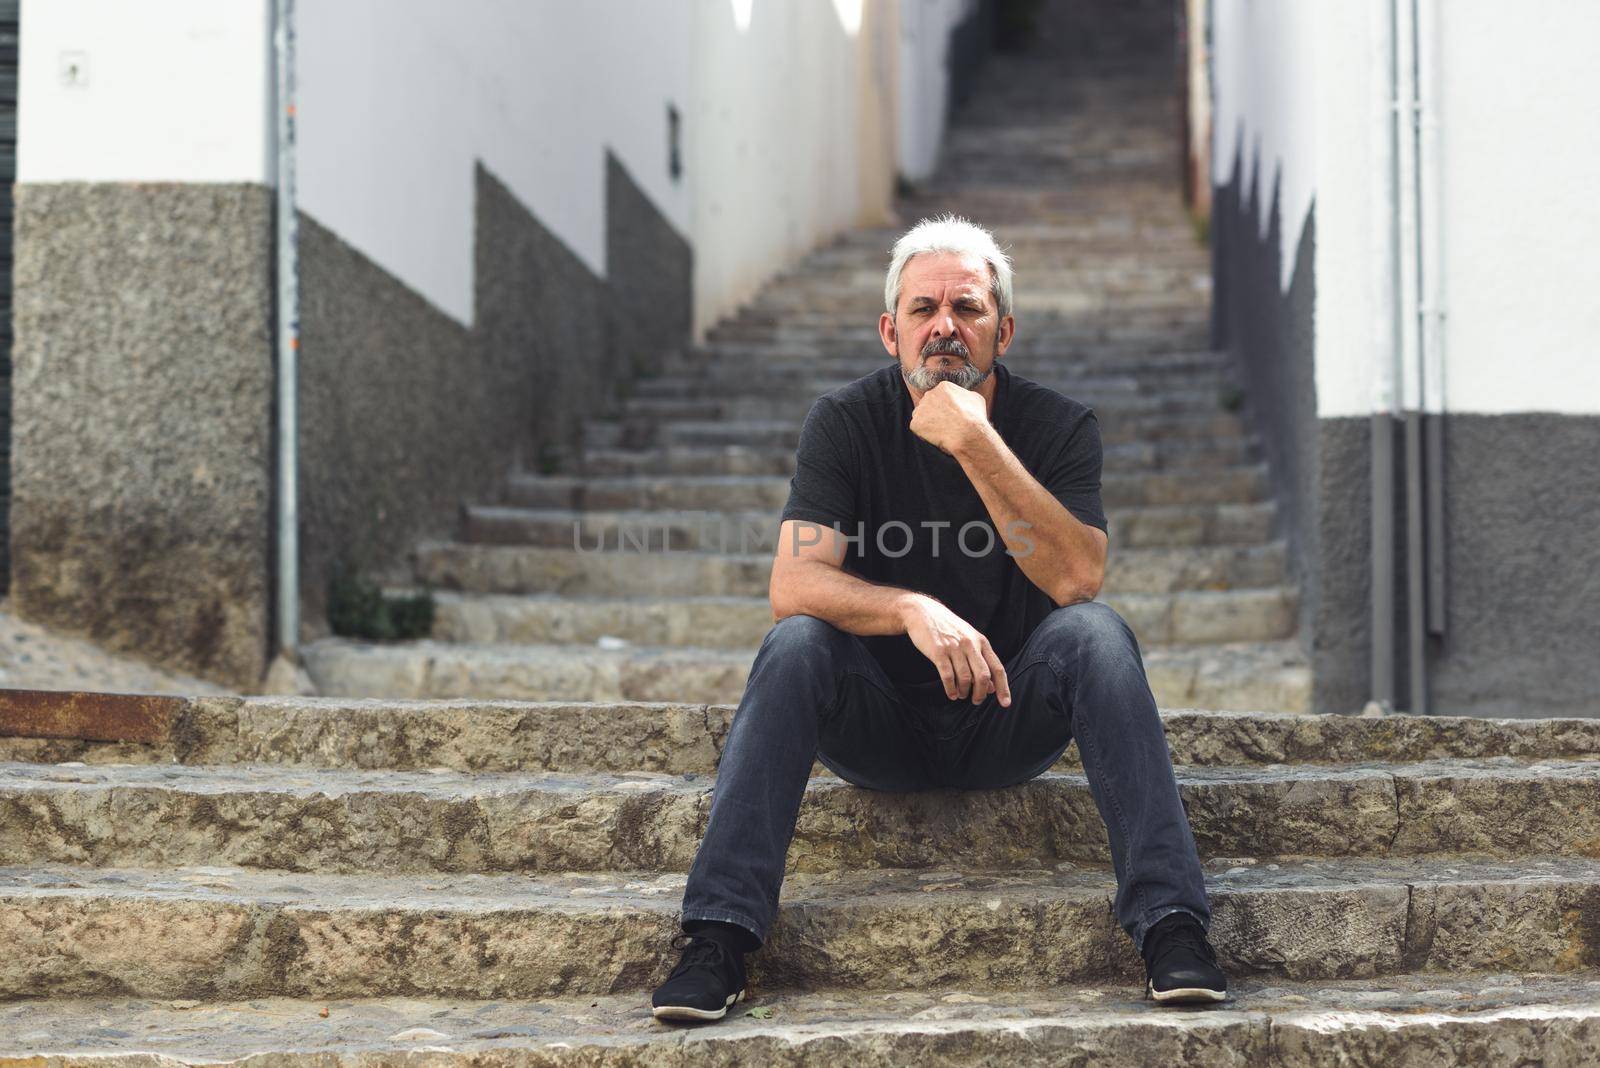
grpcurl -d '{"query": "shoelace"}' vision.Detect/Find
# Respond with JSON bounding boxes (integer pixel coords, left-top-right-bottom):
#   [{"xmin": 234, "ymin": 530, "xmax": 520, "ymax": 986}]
[
  {"xmin": 668, "ymin": 934, "xmax": 731, "ymax": 979},
  {"xmin": 1146, "ymin": 921, "xmax": 1217, "ymax": 970}
]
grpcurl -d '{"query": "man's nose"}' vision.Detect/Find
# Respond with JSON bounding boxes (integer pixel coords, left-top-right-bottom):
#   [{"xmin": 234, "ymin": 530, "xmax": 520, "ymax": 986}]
[{"xmin": 930, "ymin": 306, "xmax": 957, "ymax": 336}]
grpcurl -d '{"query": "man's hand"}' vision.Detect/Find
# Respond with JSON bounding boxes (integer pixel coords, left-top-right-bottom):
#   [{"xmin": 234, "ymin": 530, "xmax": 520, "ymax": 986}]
[
  {"xmin": 898, "ymin": 593, "xmax": 1012, "ymax": 706},
  {"xmin": 909, "ymin": 380, "xmax": 991, "ymax": 457}
]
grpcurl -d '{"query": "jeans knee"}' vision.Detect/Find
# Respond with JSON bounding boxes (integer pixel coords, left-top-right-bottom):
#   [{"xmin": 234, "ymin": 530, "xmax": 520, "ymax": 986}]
[
  {"xmin": 1037, "ymin": 601, "xmax": 1141, "ymax": 666},
  {"xmin": 758, "ymin": 614, "xmax": 852, "ymax": 675}
]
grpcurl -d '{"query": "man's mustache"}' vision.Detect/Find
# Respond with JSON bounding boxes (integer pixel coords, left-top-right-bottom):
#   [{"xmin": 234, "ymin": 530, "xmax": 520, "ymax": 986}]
[{"xmin": 921, "ymin": 336, "xmax": 971, "ymax": 360}]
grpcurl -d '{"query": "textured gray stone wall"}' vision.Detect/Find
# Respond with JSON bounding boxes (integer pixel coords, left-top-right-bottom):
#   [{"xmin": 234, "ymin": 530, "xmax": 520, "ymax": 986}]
[
  {"xmin": 9, "ymin": 183, "xmax": 275, "ymax": 686},
  {"xmin": 298, "ymin": 156, "xmax": 690, "ymax": 632},
  {"xmin": 11, "ymin": 158, "xmax": 693, "ymax": 679},
  {"xmin": 1212, "ymin": 149, "xmax": 1327, "ymax": 695},
  {"xmin": 605, "ymin": 151, "xmax": 692, "ymax": 383}
]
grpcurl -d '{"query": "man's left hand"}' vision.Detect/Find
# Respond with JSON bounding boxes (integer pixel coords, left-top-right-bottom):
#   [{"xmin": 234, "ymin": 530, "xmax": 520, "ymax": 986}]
[{"xmin": 909, "ymin": 380, "xmax": 991, "ymax": 457}]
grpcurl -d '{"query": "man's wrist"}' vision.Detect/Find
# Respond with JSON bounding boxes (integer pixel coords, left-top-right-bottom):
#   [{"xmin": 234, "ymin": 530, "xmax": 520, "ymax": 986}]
[
  {"xmin": 891, "ymin": 591, "xmax": 926, "ymax": 632},
  {"xmin": 952, "ymin": 420, "xmax": 1001, "ymax": 464}
]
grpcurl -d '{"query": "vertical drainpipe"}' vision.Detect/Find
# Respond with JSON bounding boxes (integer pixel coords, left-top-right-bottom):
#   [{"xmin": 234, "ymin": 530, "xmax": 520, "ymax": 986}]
[
  {"xmin": 1391, "ymin": 0, "xmax": 1424, "ymax": 713},
  {"xmin": 1416, "ymin": 0, "xmax": 1447, "ymax": 644},
  {"xmin": 1369, "ymin": 0, "xmax": 1398, "ymax": 710},
  {"xmin": 272, "ymin": 0, "xmax": 301, "ymax": 666},
  {"xmin": 1387, "ymin": 0, "xmax": 1443, "ymax": 714}
]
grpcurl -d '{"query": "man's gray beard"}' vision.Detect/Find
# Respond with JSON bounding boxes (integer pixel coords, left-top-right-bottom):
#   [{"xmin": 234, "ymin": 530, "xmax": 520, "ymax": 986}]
[{"xmin": 904, "ymin": 358, "xmax": 992, "ymax": 391}]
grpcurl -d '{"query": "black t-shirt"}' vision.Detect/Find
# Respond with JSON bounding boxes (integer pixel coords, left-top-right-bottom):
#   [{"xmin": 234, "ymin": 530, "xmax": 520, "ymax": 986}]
[{"xmin": 778, "ymin": 359, "xmax": 1108, "ymax": 700}]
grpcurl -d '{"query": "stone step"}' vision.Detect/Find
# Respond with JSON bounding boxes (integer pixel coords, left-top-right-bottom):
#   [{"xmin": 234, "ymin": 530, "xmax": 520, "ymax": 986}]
[
  {"xmin": 616, "ymin": 385, "xmax": 1235, "ymax": 424},
  {"xmin": 491, "ymin": 494, "xmax": 1276, "ymax": 552},
  {"xmin": 499, "ymin": 465, "xmax": 1268, "ymax": 516},
  {"xmin": 3, "ymin": 857, "xmax": 1597, "ymax": 999},
  {"xmin": 8, "ymin": 975, "xmax": 1600, "ymax": 1065},
  {"xmin": 414, "ymin": 541, "xmax": 1291, "ymax": 598},
  {"xmin": 425, "ymin": 586, "xmax": 1298, "ymax": 649},
  {"xmin": 10, "ymin": 699, "xmax": 1595, "ymax": 778},
  {"xmin": 300, "ymin": 636, "xmax": 1307, "ymax": 709},
  {"xmin": 636, "ymin": 364, "xmax": 1235, "ymax": 399},
  {"xmin": 678, "ymin": 345, "xmax": 1233, "ymax": 377},
  {"xmin": 702, "ymin": 323, "xmax": 1213, "ymax": 349},
  {"xmin": 573, "ymin": 435, "xmax": 1259, "ymax": 477},
  {"xmin": 581, "ymin": 411, "xmax": 1249, "ymax": 451},
  {"xmin": 7, "ymin": 758, "xmax": 1600, "ymax": 877}
]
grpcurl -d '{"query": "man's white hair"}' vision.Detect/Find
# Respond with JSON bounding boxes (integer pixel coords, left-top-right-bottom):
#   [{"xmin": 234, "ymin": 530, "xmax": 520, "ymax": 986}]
[{"xmin": 884, "ymin": 213, "xmax": 1014, "ymax": 320}]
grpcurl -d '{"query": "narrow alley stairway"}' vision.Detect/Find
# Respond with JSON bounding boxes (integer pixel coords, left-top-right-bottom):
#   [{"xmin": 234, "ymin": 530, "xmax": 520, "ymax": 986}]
[
  {"xmin": 302, "ymin": 2, "xmax": 1309, "ymax": 713},
  {"xmin": 7, "ymin": 3, "xmax": 1600, "ymax": 1061}
]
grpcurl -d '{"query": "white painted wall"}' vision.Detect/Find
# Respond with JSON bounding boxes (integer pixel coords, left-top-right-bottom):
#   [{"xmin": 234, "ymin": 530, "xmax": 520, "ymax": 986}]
[
  {"xmin": 1209, "ymin": 0, "xmax": 1316, "ymax": 294},
  {"xmin": 17, "ymin": 0, "xmax": 271, "ymax": 183},
  {"xmin": 897, "ymin": 0, "xmax": 975, "ymax": 182},
  {"xmin": 17, "ymin": 1, "xmax": 936, "ymax": 339},
  {"xmin": 1213, "ymin": 0, "xmax": 1600, "ymax": 418},
  {"xmin": 1308, "ymin": 0, "xmax": 1386, "ymax": 420},
  {"xmin": 297, "ymin": 0, "xmax": 899, "ymax": 334},
  {"xmin": 688, "ymin": 0, "xmax": 898, "ymax": 333},
  {"xmin": 1431, "ymin": 0, "xmax": 1600, "ymax": 416},
  {"xmin": 296, "ymin": 0, "xmax": 693, "ymax": 326}
]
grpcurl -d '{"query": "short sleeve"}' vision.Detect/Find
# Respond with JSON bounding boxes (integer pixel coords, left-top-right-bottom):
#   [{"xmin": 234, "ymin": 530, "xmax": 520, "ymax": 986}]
[
  {"xmin": 780, "ymin": 397, "xmax": 858, "ymax": 529},
  {"xmin": 1040, "ymin": 409, "xmax": 1109, "ymax": 534}
]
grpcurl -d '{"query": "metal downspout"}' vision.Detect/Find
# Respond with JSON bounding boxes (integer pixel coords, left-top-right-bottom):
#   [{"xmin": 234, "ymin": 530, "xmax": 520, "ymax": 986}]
[
  {"xmin": 1391, "ymin": 0, "xmax": 1424, "ymax": 712},
  {"xmin": 1416, "ymin": 0, "xmax": 1447, "ymax": 644},
  {"xmin": 1388, "ymin": 0, "xmax": 1444, "ymax": 714},
  {"xmin": 273, "ymin": 0, "xmax": 300, "ymax": 666},
  {"xmin": 1369, "ymin": 0, "xmax": 1399, "ymax": 710}
]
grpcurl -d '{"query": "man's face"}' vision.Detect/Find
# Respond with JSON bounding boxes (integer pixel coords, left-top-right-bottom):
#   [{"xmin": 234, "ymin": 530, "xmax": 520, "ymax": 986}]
[{"xmin": 879, "ymin": 251, "xmax": 1015, "ymax": 393}]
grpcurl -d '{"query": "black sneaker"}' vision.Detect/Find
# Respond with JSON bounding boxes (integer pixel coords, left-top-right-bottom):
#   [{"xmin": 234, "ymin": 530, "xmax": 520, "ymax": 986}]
[
  {"xmin": 1142, "ymin": 913, "xmax": 1228, "ymax": 1004},
  {"xmin": 651, "ymin": 932, "xmax": 748, "ymax": 1022}
]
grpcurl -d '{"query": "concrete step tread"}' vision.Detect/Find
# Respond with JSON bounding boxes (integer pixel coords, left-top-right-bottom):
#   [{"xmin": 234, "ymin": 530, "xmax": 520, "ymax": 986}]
[
  {"xmin": 420, "ymin": 586, "xmax": 1298, "ymax": 608},
  {"xmin": 417, "ymin": 538, "xmax": 1291, "ymax": 568},
  {"xmin": 421, "ymin": 583, "xmax": 1290, "ymax": 658},
  {"xmin": 6, "ymin": 854, "xmax": 1599, "ymax": 913},
  {"xmin": 7, "ymin": 753, "xmax": 1597, "ymax": 875},
  {"xmin": 10, "ymin": 700, "xmax": 1597, "ymax": 775},
  {"xmin": 9, "ymin": 752, "xmax": 1598, "ymax": 800},
  {"xmin": 6, "ymin": 856, "xmax": 1599, "ymax": 999},
  {"xmin": 303, "ymin": 635, "xmax": 1307, "ymax": 670},
  {"xmin": 8, "ymin": 973, "xmax": 1600, "ymax": 1063},
  {"xmin": 298, "ymin": 635, "xmax": 1308, "ymax": 709}
]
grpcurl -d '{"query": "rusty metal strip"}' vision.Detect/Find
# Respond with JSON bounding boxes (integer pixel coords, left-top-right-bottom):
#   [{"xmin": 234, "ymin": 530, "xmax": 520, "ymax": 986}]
[{"xmin": 0, "ymin": 688, "xmax": 184, "ymax": 743}]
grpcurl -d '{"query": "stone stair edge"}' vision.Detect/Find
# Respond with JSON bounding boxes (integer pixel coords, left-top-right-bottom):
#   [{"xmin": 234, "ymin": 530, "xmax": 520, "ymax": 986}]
[
  {"xmin": 3, "ymin": 857, "xmax": 1599, "ymax": 1000},
  {"xmin": 16, "ymin": 691, "xmax": 1598, "ymax": 774},
  {"xmin": 6, "ymin": 754, "xmax": 1600, "ymax": 875},
  {"xmin": 6, "ymin": 974, "xmax": 1600, "ymax": 1065}
]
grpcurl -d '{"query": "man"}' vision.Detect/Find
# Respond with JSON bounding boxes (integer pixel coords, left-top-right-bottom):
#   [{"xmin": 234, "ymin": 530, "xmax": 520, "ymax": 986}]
[{"xmin": 651, "ymin": 214, "xmax": 1226, "ymax": 1022}]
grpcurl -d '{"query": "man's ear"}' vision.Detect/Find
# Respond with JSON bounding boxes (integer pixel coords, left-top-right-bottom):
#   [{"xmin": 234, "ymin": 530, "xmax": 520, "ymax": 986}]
[
  {"xmin": 995, "ymin": 314, "xmax": 1016, "ymax": 357},
  {"xmin": 879, "ymin": 311, "xmax": 903, "ymax": 358}
]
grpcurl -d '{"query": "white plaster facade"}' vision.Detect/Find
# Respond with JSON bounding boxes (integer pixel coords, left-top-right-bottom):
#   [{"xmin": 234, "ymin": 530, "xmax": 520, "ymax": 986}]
[
  {"xmin": 1209, "ymin": 0, "xmax": 1600, "ymax": 417},
  {"xmin": 19, "ymin": 0, "xmax": 977, "ymax": 336}
]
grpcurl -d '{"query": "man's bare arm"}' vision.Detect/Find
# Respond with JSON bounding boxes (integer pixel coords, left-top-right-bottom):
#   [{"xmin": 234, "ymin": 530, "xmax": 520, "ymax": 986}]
[
  {"xmin": 770, "ymin": 520, "xmax": 1011, "ymax": 706},
  {"xmin": 952, "ymin": 423, "xmax": 1108, "ymax": 606},
  {"xmin": 769, "ymin": 520, "xmax": 918, "ymax": 634}
]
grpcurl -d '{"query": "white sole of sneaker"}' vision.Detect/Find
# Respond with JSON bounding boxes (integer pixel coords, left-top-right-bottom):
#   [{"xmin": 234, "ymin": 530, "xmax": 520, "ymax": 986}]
[
  {"xmin": 652, "ymin": 988, "xmax": 747, "ymax": 1022},
  {"xmin": 1148, "ymin": 981, "xmax": 1228, "ymax": 1004}
]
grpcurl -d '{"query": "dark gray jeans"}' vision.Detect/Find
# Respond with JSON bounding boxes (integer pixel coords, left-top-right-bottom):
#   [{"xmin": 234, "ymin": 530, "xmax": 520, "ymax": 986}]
[{"xmin": 679, "ymin": 600, "xmax": 1211, "ymax": 955}]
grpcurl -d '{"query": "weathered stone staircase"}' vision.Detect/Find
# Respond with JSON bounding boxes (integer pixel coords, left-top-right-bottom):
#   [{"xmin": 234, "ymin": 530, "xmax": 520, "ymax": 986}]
[
  {"xmin": 4, "ymin": 2, "xmax": 1598, "ymax": 1062},
  {"xmin": 4, "ymin": 697, "xmax": 1600, "ymax": 1060}
]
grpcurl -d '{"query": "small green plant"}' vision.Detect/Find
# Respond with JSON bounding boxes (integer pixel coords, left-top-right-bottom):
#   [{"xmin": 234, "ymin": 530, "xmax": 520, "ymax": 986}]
[
  {"xmin": 1218, "ymin": 385, "xmax": 1245, "ymax": 413},
  {"xmin": 328, "ymin": 568, "xmax": 435, "ymax": 641},
  {"xmin": 535, "ymin": 439, "xmax": 564, "ymax": 476}
]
